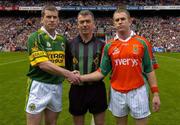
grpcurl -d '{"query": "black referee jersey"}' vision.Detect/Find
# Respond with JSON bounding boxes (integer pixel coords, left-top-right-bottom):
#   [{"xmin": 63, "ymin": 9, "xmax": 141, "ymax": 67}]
[{"xmin": 66, "ymin": 35, "xmax": 105, "ymax": 75}]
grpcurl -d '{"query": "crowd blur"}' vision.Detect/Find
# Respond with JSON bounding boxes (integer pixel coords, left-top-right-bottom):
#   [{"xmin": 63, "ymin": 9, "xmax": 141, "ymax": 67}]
[
  {"xmin": 0, "ymin": 15, "xmax": 179, "ymax": 52},
  {"xmin": 0, "ymin": 0, "xmax": 179, "ymax": 6}
]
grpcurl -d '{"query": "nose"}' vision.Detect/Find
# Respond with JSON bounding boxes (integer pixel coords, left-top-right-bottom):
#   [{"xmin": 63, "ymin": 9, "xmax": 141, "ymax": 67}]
[
  {"xmin": 82, "ymin": 21, "xmax": 88, "ymax": 26},
  {"xmin": 118, "ymin": 19, "xmax": 122, "ymax": 24},
  {"xmin": 50, "ymin": 17, "xmax": 55, "ymax": 21}
]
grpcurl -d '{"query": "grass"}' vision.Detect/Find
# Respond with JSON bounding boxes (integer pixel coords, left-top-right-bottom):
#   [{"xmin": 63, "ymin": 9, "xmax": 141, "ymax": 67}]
[{"xmin": 0, "ymin": 52, "xmax": 180, "ymax": 125}]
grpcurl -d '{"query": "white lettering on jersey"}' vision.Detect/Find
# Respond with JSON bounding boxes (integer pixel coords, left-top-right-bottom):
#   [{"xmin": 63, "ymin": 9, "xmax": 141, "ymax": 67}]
[{"xmin": 114, "ymin": 58, "xmax": 138, "ymax": 67}]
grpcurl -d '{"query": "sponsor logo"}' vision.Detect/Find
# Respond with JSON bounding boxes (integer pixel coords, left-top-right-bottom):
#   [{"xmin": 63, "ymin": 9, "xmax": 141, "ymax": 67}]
[
  {"xmin": 47, "ymin": 51, "xmax": 65, "ymax": 66},
  {"xmin": 114, "ymin": 58, "xmax": 138, "ymax": 67},
  {"xmin": 112, "ymin": 47, "xmax": 120, "ymax": 55}
]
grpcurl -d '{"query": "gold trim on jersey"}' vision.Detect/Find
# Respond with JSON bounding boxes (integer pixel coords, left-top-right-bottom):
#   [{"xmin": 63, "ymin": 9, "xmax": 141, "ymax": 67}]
[
  {"xmin": 29, "ymin": 51, "xmax": 47, "ymax": 61},
  {"xmin": 30, "ymin": 57, "xmax": 49, "ymax": 66}
]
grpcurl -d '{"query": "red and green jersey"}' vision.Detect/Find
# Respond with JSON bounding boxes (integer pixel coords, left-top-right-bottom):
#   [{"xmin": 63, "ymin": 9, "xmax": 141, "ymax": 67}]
[
  {"xmin": 27, "ymin": 28, "xmax": 67, "ymax": 84},
  {"xmin": 98, "ymin": 35, "xmax": 153, "ymax": 93},
  {"xmin": 134, "ymin": 35, "xmax": 159, "ymax": 69}
]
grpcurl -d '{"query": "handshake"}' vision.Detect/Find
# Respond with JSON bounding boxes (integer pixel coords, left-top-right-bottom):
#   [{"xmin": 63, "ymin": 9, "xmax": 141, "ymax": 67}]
[{"xmin": 66, "ymin": 70, "xmax": 82, "ymax": 85}]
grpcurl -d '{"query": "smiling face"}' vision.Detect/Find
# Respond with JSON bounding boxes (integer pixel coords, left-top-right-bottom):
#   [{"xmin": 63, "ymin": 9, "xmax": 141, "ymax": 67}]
[
  {"xmin": 113, "ymin": 11, "xmax": 132, "ymax": 33},
  {"xmin": 41, "ymin": 9, "xmax": 59, "ymax": 32},
  {"xmin": 77, "ymin": 14, "xmax": 95, "ymax": 36}
]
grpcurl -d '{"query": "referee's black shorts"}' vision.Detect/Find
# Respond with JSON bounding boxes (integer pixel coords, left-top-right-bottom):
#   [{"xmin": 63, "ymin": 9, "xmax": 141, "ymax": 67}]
[{"xmin": 69, "ymin": 81, "xmax": 107, "ymax": 116}]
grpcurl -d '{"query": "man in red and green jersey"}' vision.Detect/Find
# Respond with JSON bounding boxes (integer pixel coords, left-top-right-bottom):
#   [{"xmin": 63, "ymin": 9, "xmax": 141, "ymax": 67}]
[{"xmin": 79, "ymin": 8, "xmax": 161, "ymax": 125}]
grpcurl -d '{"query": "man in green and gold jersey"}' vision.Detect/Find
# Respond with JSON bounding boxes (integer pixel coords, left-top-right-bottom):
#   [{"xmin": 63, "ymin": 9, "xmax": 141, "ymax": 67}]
[{"xmin": 25, "ymin": 5, "xmax": 80, "ymax": 125}]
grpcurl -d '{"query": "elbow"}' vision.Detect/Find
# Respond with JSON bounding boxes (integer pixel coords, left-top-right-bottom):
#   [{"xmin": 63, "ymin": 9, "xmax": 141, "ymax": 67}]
[{"xmin": 38, "ymin": 61, "xmax": 49, "ymax": 71}]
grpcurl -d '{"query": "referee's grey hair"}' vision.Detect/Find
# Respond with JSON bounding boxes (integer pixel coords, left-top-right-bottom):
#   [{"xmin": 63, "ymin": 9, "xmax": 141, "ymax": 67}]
[{"xmin": 78, "ymin": 10, "xmax": 94, "ymax": 21}]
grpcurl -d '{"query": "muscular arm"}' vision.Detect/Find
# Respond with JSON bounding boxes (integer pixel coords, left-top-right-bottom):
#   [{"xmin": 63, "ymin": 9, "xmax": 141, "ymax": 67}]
[
  {"xmin": 146, "ymin": 70, "xmax": 158, "ymax": 90},
  {"xmin": 38, "ymin": 61, "xmax": 81, "ymax": 83},
  {"xmin": 147, "ymin": 70, "xmax": 161, "ymax": 112}
]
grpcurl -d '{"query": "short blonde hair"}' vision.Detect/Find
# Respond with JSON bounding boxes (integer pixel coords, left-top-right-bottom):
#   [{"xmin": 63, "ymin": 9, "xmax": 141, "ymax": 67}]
[
  {"xmin": 113, "ymin": 7, "xmax": 131, "ymax": 19},
  {"xmin": 41, "ymin": 5, "xmax": 58, "ymax": 17}
]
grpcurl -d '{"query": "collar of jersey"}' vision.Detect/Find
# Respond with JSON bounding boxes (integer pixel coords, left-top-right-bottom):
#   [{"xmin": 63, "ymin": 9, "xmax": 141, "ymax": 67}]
[
  {"xmin": 114, "ymin": 30, "xmax": 136, "ymax": 42},
  {"xmin": 40, "ymin": 26, "xmax": 58, "ymax": 40}
]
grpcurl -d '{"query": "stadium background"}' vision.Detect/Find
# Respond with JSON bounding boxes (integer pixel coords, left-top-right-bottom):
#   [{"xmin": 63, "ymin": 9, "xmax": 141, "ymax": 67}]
[{"xmin": 0, "ymin": 0, "xmax": 180, "ymax": 125}]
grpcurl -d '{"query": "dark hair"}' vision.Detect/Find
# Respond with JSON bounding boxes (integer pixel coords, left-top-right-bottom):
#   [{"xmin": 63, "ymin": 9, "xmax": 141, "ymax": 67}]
[
  {"xmin": 78, "ymin": 10, "xmax": 94, "ymax": 21},
  {"xmin": 113, "ymin": 7, "xmax": 131, "ymax": 19},
  {"xmin": 41, "ymin": 5, "xmax": 58, "ymax": 17}
]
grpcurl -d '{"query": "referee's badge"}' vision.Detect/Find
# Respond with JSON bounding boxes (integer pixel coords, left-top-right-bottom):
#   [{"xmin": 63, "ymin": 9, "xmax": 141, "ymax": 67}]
[
  {"xmin": 73, "ymin": 57, "xmax": 78, "ymax": 65},
  {"xmin": 133, "ymin": 44, "xmax": 138, "ymax": 54}
]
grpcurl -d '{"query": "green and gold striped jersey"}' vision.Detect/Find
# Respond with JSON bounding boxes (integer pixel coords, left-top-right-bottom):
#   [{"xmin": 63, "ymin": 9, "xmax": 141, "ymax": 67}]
[{"xmin": 27, "ymin": 28, "xmax": 67, "ymax": 84}]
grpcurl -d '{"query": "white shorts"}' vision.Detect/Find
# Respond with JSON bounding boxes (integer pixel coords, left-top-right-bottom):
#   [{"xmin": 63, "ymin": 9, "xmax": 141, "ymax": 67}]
[
  {"xmin": 25, "ymin": 80, "xmax": 62, "ymax": 114},
  {"xmin": 109, "ymin": 85, "xmax": 151, "ymax": 119}
]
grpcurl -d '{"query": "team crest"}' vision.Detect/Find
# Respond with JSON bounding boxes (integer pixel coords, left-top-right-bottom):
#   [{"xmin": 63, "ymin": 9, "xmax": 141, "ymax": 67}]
[
  {"xmin": 46, "ymin": 41, "xmax": 51, "ymax": 48},
  {"xmin": 133, "ymin": 44, "xmax": 138, "ymax": 54},
  {"xmin": 61, "ymin": 42, "xmax": 65, "ymax": 51},
  {"xmin": 73, "ymin": 57, "xmax": 78, "ymax": 65},
  {"xmin": 28, "ymin": 103, "xmax": 36, "ymax": 111}
]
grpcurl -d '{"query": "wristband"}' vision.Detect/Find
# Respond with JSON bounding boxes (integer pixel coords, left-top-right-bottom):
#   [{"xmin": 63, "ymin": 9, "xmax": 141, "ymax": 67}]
[{"xmin": 151, "ymin": 86, "xmax": 159, "ymax": 93}]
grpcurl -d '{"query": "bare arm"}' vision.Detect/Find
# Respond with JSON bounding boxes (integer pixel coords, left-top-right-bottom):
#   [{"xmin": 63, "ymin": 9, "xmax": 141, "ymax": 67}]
[
  {"xmin": 38, "ymin": 61, "xmax": 81, "ymax": 84},
  {"xmin": 147, "ymin": 70, "xmax": 161, "ymax": 112},
  {"xmin": 80, "ymin": 71, "xmax": 105, "ymax": 82}
]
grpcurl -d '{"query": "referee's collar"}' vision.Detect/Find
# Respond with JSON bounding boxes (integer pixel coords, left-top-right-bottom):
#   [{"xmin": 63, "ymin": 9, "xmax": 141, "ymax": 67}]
[{"xmin": 77, "ymin": 34, "xmax": 96, "ymax": 44}]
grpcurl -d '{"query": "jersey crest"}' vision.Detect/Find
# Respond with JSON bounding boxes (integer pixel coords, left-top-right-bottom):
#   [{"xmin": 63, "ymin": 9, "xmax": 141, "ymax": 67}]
[{"xmin": 133, "ymin": 44, "xmax": 139, "ymax": 54}]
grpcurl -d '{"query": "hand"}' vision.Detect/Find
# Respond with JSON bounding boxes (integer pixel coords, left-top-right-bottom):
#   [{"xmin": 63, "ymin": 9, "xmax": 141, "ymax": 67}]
[
  {"xmin": 66, "ymin": 71, "xmax": 81, "ymax": 85},
  {"xmin": 152, "ymin": 93, "xmax": 160, "ymax": 112},
  {"xmin": 72, "ymin": 70, "xmax": 80, "ymax": 75}
]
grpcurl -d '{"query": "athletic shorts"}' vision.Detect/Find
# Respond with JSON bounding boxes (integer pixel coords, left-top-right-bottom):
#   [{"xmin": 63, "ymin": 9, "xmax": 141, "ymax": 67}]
[
  {"xmin": 25, "ymin": 79, "xmax": 62, "ymax": 114},
  {"xmin": 69, "ymin": 82, "xmax": 107, "ymax": 116},
  {"xmin": 109, "ymin": 85, "xmax": 151, "ymax": 119}
]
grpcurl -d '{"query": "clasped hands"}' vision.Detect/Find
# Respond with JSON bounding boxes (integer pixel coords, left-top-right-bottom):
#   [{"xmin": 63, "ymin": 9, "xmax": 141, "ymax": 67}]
[{"xmin": 66, "ymin": 70, "xmax": 81, "ymax": 84}]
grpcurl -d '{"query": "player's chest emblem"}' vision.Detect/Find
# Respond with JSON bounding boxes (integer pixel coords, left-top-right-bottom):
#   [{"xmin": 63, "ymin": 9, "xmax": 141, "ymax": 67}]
[
  {"xmin": 133, "ymin": 44, "xmax": 139, "ymax": 54},
  {"xmin": 46, "ymin": 41, "xmax": 51, "ymax": 48},
  {"xmin": 61, "ymin": 42, "xmax": 65, "ymax": 51},
  {"xmin": 46, "ymin": 41, "xmax": 52, "ymax": 50}
]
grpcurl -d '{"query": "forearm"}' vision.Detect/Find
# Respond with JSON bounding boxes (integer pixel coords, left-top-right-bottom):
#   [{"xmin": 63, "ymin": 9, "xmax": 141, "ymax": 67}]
[
  {"xmin": 147, "ymin": 70, "xmax": 159, "ymax": 95},
  {"xmin": 81, "ymin": 71, "xmax": 104, "ymax": 82},
  {"xmin": 38, "ymin": 61, "xmax": 70, "ymax": 77}
]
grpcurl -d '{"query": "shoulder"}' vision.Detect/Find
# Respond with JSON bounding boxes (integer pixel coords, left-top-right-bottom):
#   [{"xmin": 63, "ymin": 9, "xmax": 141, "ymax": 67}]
[
  {"xmin": 133, "ymin": 35, "xmax": 150, "ymax": 47},
  {"xmin": 94, "ymin": 37, "xmax": 105, "ymax": 46},
  {"xmin": 68, "ymin": 35, "xmax": 79, "ymax": 45},
  {"xmin": 57, "ymin": 34, "xmax": 67, "ymax": 41},
  {"xmin": 28, "ymin": 31, "xmax": 38, "ymax": 39}
]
